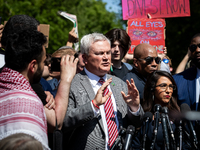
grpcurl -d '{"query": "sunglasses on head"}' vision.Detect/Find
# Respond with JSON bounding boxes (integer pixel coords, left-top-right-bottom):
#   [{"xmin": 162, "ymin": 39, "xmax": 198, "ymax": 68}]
[
  {"xmin": 138, "ymin": 56, "xmax": 161, "ymax": 65},
  {"xmin": 189, "ymin": 44, "xmax": 200, "ymax": 52},
  {"xmin": 163, "ymin": 58, "xmax": 169, "ymax": 64}
]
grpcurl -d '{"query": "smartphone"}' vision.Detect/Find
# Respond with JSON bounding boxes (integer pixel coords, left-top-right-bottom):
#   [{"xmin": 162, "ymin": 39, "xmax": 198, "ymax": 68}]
[
  {"xmin": 51, "ymin": 53, "xmax": 78, "ymax": 72},
  {"xmin": 51, "ymin": 57, "xmax": 61, "ymax": 72},
  {"xmin": 74, "ymin": 52, "xmax": 79, "ymax": 60}
]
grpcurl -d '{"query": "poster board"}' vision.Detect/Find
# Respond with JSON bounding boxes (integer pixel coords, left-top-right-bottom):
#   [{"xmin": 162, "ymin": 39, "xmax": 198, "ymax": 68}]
[
  {"xmin": 128, "ymin": 18, "xmax": 165, "ymax": 54},
  {"xmin": 39, "ymin": 24, "xmax": 50, "ymax": 48},
  {"xmin": 122, "ymin": 0, "xmax": 190, "ymax": 20}
]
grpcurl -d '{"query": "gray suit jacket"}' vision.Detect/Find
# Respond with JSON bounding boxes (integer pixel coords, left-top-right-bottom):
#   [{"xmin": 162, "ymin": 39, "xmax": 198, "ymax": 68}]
[{"xmin": 62, "ymin": 71, "xmax": 144, "ymax": 150}]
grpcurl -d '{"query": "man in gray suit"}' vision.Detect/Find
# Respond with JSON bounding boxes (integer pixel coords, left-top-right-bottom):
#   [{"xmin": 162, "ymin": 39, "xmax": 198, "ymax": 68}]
[{"xmin": 63, "ymin": 33, "xmax": 144, "ymax": 150}]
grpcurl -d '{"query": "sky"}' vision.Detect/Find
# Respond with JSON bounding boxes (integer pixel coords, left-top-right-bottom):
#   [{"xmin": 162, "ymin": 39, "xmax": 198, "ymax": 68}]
[{"xmin": 102, "ymin": 0, "xmax": 122, "ymax": 14}]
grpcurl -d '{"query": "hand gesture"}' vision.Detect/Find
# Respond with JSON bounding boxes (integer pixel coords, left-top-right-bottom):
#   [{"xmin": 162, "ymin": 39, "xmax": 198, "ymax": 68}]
[
  {"xmin": 60, "ymin": 55, "xmax": 78, "ymax": 83},
  {"xmin": 66, "ymin": 28, "xmax": 79, "ymax": 47},
  {"xmin": 93, "ymin": 78, "xmax": 112, "ymax": 107},
  {"xmin": 44, "ymin": 91, "xmax": 55, "ymax": 109},
  {"xmin": 121, "ymin": 78, "xmax": 140, "ymax": 112}
]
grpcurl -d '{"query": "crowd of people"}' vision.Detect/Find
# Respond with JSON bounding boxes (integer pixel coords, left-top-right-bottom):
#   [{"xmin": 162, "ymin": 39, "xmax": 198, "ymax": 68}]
[{"xmin": 0, "ymin": 14, "xmax": 200, "ymax": 150}]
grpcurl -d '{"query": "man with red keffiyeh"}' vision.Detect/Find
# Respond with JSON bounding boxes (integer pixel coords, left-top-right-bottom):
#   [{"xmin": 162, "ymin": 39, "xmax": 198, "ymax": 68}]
[{"xmin": 0, "ymin": 29, "xmax": 78, "ymax": 149}]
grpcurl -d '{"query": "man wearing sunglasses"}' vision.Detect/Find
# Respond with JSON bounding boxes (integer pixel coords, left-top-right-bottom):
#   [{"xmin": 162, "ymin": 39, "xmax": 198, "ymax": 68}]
[
  {"xmin": 173, "ymin": 33, "xmax": 200, "ymax": 111},
  {"xmin": 123, "ymin": 43, "xmax": 160, "ymax": 104}
]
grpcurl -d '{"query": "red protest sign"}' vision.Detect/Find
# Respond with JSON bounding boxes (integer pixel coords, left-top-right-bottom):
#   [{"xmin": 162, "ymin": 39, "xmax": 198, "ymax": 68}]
[
  {"xmin": 128, "ymin": 18, "xmax": 165, "ymax": 54},
  {"xmin": 122, "ymin": 0, "xmax": 190, "ymax": 20}
]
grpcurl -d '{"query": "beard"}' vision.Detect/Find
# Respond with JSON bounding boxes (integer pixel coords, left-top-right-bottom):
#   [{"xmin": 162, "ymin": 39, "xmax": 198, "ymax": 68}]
[{"xmin": 32, "ymin": 64, "xmax": 43, "ymax": 84}]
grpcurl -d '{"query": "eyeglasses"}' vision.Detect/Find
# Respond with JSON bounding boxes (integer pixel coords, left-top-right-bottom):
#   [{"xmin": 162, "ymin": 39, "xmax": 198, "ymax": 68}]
[
  {"xmin": 189, "ymin": 44, "xmax": 200, "ymax": 52},
  {"xmin": 163, "ymin": 58, "xmax": 169, "ymax": 64},
  {"xmin": 138, "ymin": 56, "xmax": 161, "ymax": 65},
  {"xmin": 155, "ymin": 83, "xmax": 176, "ymax": 91}
]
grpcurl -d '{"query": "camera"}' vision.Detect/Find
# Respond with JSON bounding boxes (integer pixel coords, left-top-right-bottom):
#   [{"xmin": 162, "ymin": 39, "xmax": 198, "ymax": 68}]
[{"xmin": 50, "ymin": 52, "xmax": 79, "ymax": 72}]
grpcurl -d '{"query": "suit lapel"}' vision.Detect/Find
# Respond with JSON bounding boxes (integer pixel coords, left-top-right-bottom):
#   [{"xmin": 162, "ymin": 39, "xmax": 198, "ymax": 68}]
[
  {"xmin": 79, "ymin": 70, "xmax": 105, "ymax": 133},
  {"xmin": 79, "ymin": 71, "xmax": 95, "ymax": 102}
]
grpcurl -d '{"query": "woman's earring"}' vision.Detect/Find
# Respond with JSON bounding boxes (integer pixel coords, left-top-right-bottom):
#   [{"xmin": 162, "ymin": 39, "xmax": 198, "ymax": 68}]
[{"xmin": 152, "ymin": 95, "xmax": 154, "ymax": 101}]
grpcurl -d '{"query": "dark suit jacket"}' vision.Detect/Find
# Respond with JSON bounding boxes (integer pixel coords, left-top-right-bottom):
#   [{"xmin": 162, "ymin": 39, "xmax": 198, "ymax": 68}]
[
  {"xmin": 123, "ymin": 68, "xmax": 146, "ymax": 104},
  {"xmin": 62, "ymin": 71, "xmax": 144, "ymax": 150},
  {"xmin": 173, "ymin": 66, "xmax": 197, "ymax": 110}
]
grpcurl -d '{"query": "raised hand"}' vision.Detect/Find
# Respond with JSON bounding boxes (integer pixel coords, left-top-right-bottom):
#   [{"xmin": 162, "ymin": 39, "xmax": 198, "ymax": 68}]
[
  {"xmin": 121, "ymin": 78, "xmax": 140, "ymax": 112},
  {"xmin": 60, "ymin": 55, "xmax": 78, "ymax": 83},
  {"xmin": 66, "ymin": 27, "xmax": 79, "ymax": 47},
  {"xmin": 93, "ymin": 78, "xmax": 112, "ymax": 107},
  {"xmin": 44, "ymin": 91, "xmax": 55, "ymax": 109}
]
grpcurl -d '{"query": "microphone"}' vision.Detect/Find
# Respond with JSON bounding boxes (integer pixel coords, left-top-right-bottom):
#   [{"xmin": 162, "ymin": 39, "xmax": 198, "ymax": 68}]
[
  {"xmin": 180, "ymin": 103, "xmax": 198, "ymax": 149},
  {"xmin": 123, "ymin": 125, "xmax": 135, "ymax": 150},
  {"xmin": 162, "ymin": 107, "xmax": 176, "ymax": 149},
  {"xmin": 150, "ymin": 104, "xmax": 162, "ymax": 150},
  {"xmin": 175, "ymin": 118, "xmax": 182, "ymax": 150},
  {"xmin": 142, "ymin": 112, "xmax": 153, "ymax": 150},
  {"xmin": 161, "ymin": 113, "xmax": 170, "ymax": 150}
]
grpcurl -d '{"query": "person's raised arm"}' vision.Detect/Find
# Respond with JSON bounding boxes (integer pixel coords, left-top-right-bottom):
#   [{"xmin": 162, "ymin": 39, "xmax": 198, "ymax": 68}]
[
  {"xmin": 66, "ymin": 27, "xmax": 78, "ymax": 47},
  {"xmin": 45, "ymin": 55, "xmax": 78, "ymax": 130},
  {"xmin": 175, "ymin": 49, "xmax": 190, "ymax": 74}
]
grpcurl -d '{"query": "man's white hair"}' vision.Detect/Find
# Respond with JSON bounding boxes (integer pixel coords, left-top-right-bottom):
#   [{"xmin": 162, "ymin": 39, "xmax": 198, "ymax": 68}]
[{"xmin": 80, "ymin": 33, "xmax": 111, "ymax": 55}]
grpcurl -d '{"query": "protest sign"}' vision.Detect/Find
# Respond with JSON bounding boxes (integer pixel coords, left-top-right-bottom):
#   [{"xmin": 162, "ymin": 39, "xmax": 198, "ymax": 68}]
[
  {"xmin": 58, "ymin": 11, "xmax": 79, "ymax": 51},
  {"xmin": 40, "ymin": 24, "xmax": 50, "ymax": 48},
  {"xmin": 128, "ymin": 18, "xmax": 165, "ymax": 54},
  {"xmin": 122, "ymin": 0, "xmax": 190, "ymax": 20}
]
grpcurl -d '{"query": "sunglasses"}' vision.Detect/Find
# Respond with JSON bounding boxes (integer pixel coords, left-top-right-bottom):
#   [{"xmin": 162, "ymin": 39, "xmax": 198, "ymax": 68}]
[
  {"xmin": 138, "ymin": 56, "xmax": 161, "ymax": 65},
  {"xmin": 189, "ymin": 44, "xmax": 200, "ymax": 52},
  {"xmin": 163, "ymin": 58, "xmax": 169, "ymax": 64}
]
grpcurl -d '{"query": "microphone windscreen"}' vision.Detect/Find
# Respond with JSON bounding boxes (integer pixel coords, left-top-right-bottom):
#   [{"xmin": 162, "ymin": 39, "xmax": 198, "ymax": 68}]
[
  {"xmin": 180, "ymin": 103, "xmax": 191, "ymax": 113},
  {"xmin": 126, "ymin": 125, "xmax": 135, "ymax": 135},
  {"xmin": 143, "ymin": 112, "xmax": 153, "ymax": 121},
  {"xmin": 154, "ymin": 104, "xmax": 162, "ymax": 112},
  {"xmin": 162, "ymin": 107, "xmax": 168, "ymax": 114}
]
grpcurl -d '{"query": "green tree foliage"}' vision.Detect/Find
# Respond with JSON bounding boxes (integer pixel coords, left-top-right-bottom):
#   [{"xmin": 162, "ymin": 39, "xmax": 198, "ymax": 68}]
[{"xmin": 0, "ymin": 0, "xmax": 123, "ymax": 53}]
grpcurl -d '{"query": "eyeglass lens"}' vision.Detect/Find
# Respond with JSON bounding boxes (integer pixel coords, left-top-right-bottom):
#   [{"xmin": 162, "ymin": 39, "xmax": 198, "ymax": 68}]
[
  {"xmin": 145, "ymin": 57, "xmax": 161, "ymax": 65},
  {"xmin": 156, "ymin": 83, "xmax": 176, "ymax": 91}
]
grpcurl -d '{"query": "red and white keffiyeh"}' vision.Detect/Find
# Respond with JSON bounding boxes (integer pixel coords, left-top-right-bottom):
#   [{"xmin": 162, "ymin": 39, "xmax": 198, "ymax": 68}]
[{"xmin": 0, "ymin": 67, "xmax": 49, "ymax": 149}]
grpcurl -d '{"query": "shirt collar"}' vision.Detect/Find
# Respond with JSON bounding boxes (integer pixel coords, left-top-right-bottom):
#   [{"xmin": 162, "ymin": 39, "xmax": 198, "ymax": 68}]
[{"xmin": 84, "ymin": 68, "xmax": 107, "ymax": 86}]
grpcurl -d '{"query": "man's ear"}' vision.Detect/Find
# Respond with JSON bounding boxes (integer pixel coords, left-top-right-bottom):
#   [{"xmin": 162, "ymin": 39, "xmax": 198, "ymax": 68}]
[
  {"xmin": 133, "ymin": 58, "xmax": 138, "ymax": 67},
  {"xmin": 82, "ymin": 54, "xmax": 87, "ymax": 65},
  {"xmin": 29, "ymin": 59, "xmax": 38, "ymax": 73}
]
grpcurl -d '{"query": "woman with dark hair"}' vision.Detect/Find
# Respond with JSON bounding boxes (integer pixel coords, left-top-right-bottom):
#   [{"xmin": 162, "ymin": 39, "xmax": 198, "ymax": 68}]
[
  {"xmin": 143, "ymin": 70, "xmax": 180, "ymax": 116},
  {"xmin": 132, "ymin": 70, "xmax": 189, "ymax": 150}
]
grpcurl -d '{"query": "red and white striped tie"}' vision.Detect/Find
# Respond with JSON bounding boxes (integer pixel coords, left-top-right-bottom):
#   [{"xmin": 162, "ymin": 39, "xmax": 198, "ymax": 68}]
[{"xmin": 99, "ymin": 78, "xmax": 118, "ymax": 148}]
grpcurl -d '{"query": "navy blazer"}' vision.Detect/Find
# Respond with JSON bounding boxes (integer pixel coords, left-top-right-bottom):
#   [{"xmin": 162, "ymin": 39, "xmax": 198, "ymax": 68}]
[{"xmin": 173, "ymin": 66, "xmax": 197, "ymax": 110}]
